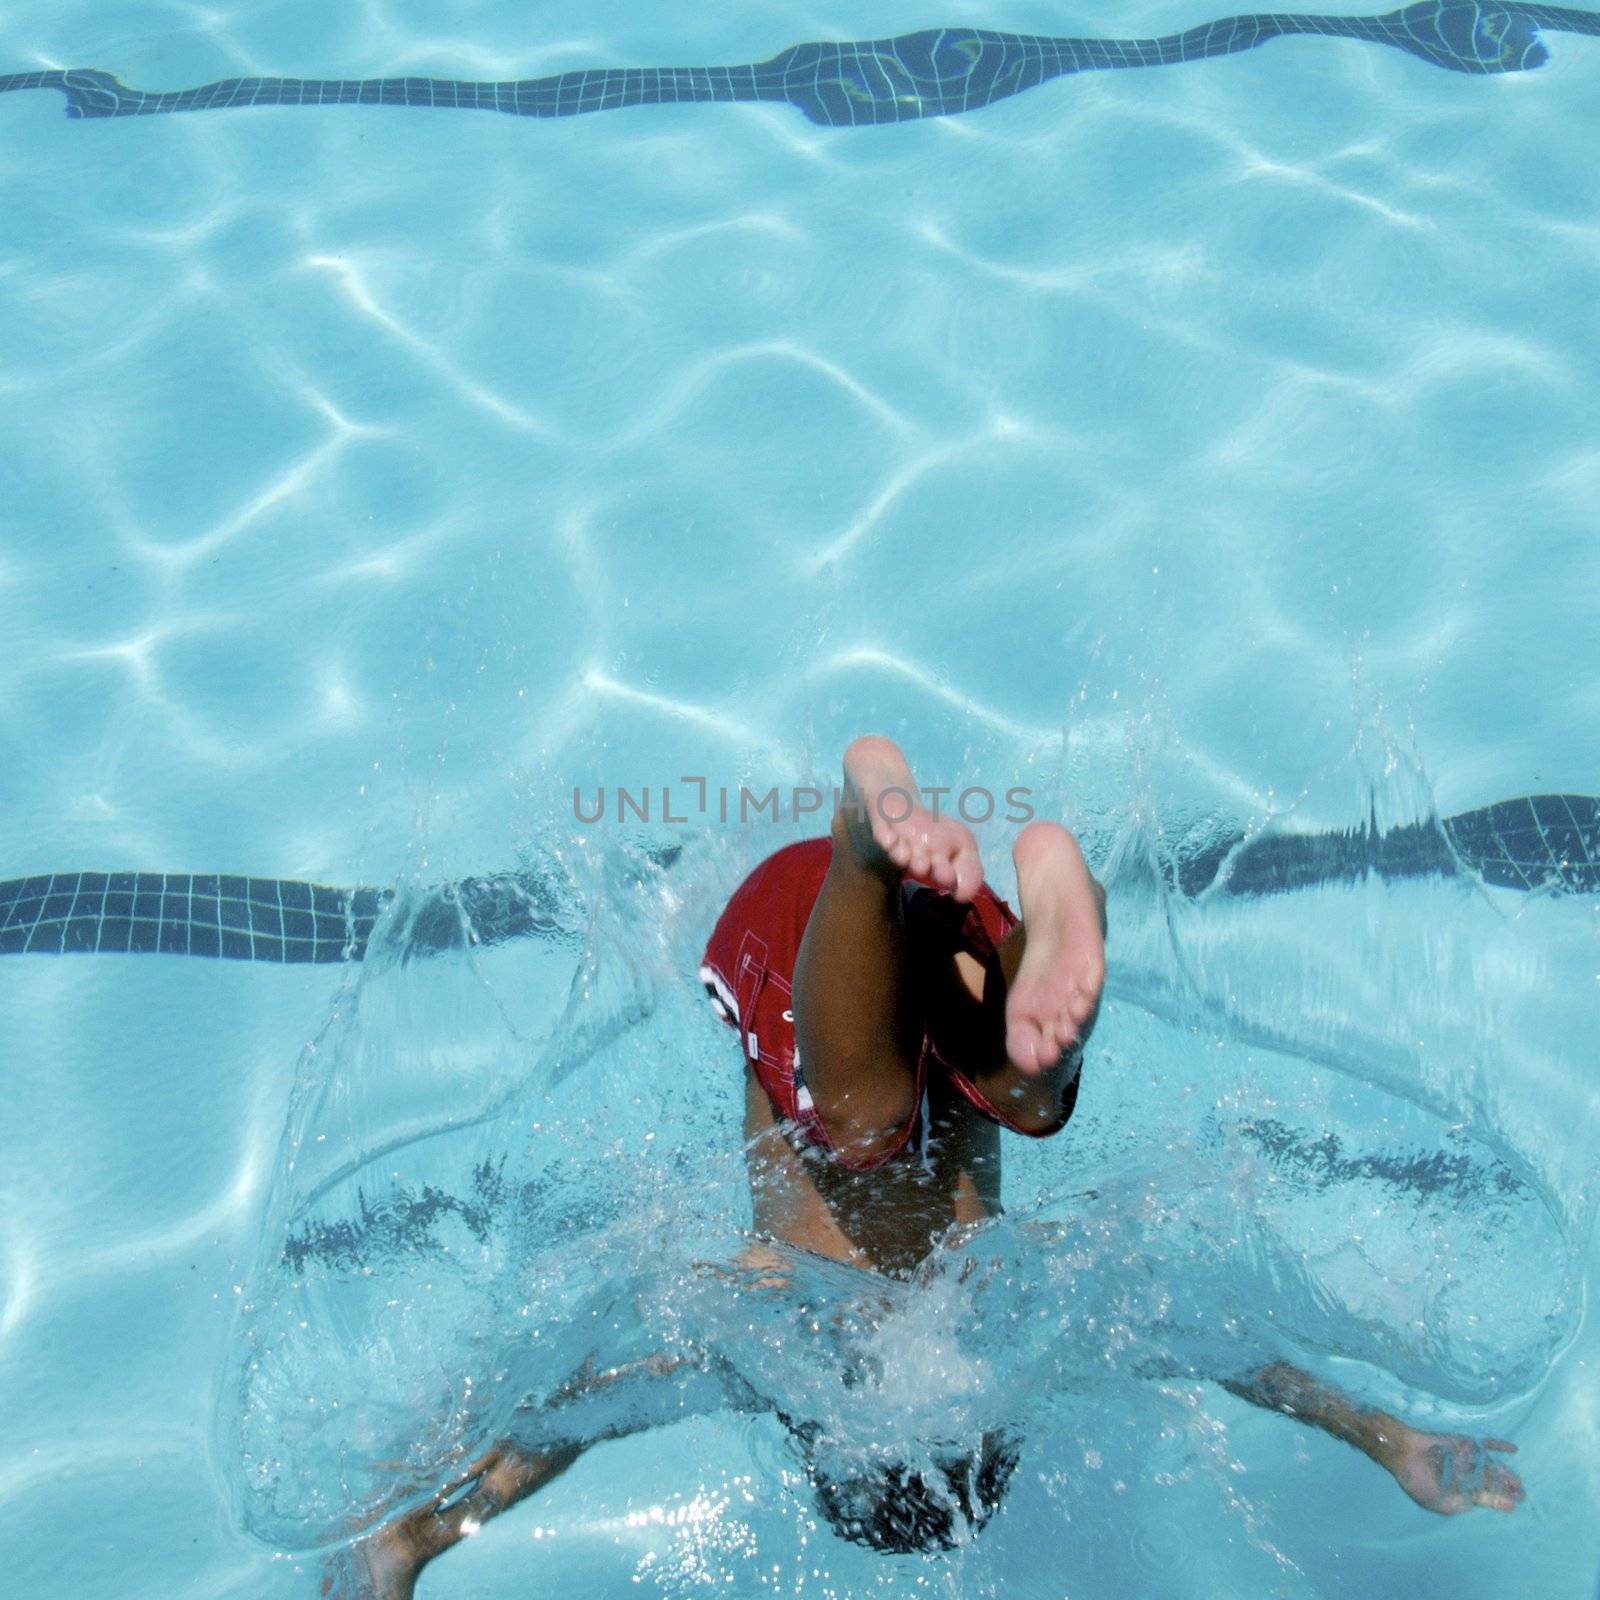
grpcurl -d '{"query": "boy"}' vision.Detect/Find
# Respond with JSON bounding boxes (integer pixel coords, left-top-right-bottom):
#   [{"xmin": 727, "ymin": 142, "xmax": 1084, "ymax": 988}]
[{"xmin": 338, "ymin": 735, "xmax": 1522, "ymax": 1597}]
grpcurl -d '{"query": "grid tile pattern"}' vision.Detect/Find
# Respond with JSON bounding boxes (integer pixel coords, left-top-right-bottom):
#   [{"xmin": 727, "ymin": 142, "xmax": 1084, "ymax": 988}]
[
  {"xmin": 0, "ymin": 872, "xmax": 385, "ymax": 962},
  {"xmin": 1442, "ymin": 793, "xmax": 1600, "ymax": 893},
  {"xmin": 1181, "ymin": 793, "xmax": 1600, "ymax": 898},
  {"xmin": 0, "ymin": 799, "xmax": 1592, "ymax": 962},
  {"xmin": 3, "ymin": 5, "xmax": 1594, "ymax": 132},
  {"xmin": 0, "ymin": 868, "xmax": 580, "ymax": 963}
]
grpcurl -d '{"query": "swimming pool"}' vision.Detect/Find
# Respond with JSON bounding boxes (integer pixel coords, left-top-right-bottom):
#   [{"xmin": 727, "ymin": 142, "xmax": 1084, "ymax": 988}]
[{"xmin": 2, "ymin": 0, "xmax": 1598, "ymax": 1594}]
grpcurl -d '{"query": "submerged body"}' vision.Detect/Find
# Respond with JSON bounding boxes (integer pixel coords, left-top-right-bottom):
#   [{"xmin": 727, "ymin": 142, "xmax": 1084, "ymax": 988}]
[{"xmin": 336, "ymin": 736, "xmax": 1523, "ymax": 1597}]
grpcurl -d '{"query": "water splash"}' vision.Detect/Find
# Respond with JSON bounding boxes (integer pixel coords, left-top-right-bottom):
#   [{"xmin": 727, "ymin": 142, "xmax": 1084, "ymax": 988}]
[
  {"xmin": 216, "ymin": 836, "xmax": 727, "ymax": 1550},
  {"xmin": 218, "ymin": 760, "xmax": 1585, "ymax": 1562}
]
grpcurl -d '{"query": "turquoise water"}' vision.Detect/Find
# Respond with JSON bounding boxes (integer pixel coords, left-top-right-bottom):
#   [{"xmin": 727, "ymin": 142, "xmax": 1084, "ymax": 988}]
[{"xmin": 2, "ymin": 1, "xmax": 1599, "ymax": 1596}]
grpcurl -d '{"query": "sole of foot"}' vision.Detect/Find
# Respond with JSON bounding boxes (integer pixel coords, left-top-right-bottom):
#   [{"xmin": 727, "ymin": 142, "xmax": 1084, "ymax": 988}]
[{"xmin": 1005, "ymin": 820, "xmax": 1105, "ymax": 1075}]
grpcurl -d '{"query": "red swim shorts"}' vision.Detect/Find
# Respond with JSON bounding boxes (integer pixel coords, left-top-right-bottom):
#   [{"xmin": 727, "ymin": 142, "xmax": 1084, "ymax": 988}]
[{"xmin": 700, "ymin": 836, "xmax": 1078, "ymax": 1170}]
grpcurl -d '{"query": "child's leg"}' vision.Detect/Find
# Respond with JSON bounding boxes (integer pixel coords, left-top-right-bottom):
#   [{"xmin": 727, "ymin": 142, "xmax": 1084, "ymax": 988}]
[
  {"xmin": 791, "ymin": 737, "xmax": 1106, "ymax": 1155},
  {"xmin": 790, "ymin": 737, "xmax": 982, "ymax": 1166}
]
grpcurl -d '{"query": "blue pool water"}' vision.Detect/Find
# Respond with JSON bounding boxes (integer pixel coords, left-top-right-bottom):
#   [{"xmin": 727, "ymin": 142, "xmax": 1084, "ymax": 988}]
[{"xmin": 2, "ymin": 1, "xmax": 1599, "ymax": 1596}]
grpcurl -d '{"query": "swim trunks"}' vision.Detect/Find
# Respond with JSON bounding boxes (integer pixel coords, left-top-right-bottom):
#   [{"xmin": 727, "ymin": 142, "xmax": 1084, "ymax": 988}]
[{"xmin": 700, "ymin": 836, "xmax": 1079, "ymax": 1169}]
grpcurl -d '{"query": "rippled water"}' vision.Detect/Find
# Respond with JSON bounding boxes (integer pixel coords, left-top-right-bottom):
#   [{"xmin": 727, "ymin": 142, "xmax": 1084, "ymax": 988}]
[{"xmin": 2, "ymin": 2, "xmax": 1598, "ymax": 1597}]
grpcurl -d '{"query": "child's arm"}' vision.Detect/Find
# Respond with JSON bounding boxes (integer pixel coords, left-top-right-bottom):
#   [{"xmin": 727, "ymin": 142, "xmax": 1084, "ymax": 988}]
[
  {"xmin": 1222, "ymin": 1361, "xmax": 1524, "ymax": 1515},
  {"xmin": 329, "ymin": 1352, "xmax": 710, "ymax": 1599}
]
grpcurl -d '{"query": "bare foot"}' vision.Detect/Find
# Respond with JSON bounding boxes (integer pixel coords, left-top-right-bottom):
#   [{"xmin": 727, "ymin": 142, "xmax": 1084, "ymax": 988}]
[
  {"xmin": 1383, "ymin": 1427, "xmax": 1524, "ymax": 1515},
  {"xmin": 839, "ymin": 735, "xmax": 982, "ymax": 902},
  {"xmin": 1005, "ymin": 821, "xmax": 1105, "ymax": 1076}
]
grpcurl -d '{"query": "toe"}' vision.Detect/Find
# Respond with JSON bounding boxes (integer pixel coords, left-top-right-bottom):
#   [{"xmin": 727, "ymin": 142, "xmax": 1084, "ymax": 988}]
[
  {"xmin": 1007, "ymin": 1021, "xmax": 1042, "ymax": 1076},
  {"xmin": 1032, "ymin": 1023, "xmax": 1056, "ymax": 1073}
]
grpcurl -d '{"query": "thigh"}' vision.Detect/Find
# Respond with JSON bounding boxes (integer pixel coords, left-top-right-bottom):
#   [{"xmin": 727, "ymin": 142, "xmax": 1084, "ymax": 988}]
[{"xmin": 790, "ymin": 829, "xmax": 924, "ymax": 1160}]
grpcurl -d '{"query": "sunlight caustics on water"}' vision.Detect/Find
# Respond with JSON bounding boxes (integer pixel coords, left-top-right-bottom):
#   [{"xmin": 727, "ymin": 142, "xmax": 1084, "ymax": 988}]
[{"xmin": 2, "ymin": 1, "xmax": 1599, "ymax": 1597}]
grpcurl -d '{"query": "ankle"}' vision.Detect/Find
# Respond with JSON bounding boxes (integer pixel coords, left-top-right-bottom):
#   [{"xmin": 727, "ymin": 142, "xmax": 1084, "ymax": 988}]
[
  {"xmin": 831, "ymin": 790, "xmax": 897, "ymax": 875},
  {"xmin": 830, "ymin": 803, "xmax": 856, "ymax": 849}
]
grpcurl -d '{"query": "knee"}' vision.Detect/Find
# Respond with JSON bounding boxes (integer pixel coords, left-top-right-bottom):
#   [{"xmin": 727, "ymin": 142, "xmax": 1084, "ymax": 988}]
[
  {"xmin": 989, "ymin": 1058, "xmax": 1079, "ymax": 1137},
  {"xmin": 999, "ymin": 1098, "xmax": 1071, "ymax": 1139},
  {"xmin": 815, "ymin": 1087, "xmax": 920, "ymax": 1169}
]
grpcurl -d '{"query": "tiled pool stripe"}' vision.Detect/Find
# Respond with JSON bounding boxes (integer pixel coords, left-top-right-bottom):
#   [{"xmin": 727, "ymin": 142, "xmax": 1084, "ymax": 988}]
[
  {"xmin": 0, "ymin": 873, "xmax": 388, "ymax": 961},
  {"xmin": 1180, "ymin": 793, "xmax": 1600, "ymax": 897},
  {"xmin": 0, "ymin": 868, "xmax": 578, "ymax": 961},
  {"xmin": 1448, "ymin": 794, "xmax": 1600, "ymax": 892},
  {"xmin": 2, "ymin": 4, "xmax": 1596, "ymax": 130},
  {"xmin": 1, "ymin": 796, "xmax": 1593, "ymax": 963}
]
